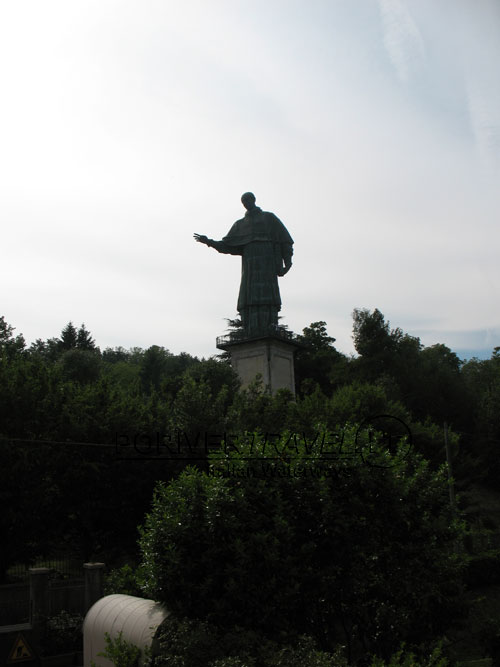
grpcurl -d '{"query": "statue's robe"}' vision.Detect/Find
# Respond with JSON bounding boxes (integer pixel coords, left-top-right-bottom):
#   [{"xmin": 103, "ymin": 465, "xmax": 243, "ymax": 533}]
[{"xmin": 210, "ymin": 206, "xmax": 293, "ymax": 335}]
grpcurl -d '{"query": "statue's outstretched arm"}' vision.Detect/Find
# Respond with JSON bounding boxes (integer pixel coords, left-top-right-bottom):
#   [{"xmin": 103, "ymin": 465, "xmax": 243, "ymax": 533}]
[
  {"xmin": 194, "ymin": 233, "xmax": 241, "ymax": 255},
  {"xmin": 194, "ymin": 233, "xmax": 210, "ymax": 245}
]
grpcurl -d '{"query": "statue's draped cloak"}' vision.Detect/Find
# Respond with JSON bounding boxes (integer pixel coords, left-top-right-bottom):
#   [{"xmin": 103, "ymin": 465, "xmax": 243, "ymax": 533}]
[{"xmin": 211, "ymin": 207, "xmax": 294, "ymax": 316}]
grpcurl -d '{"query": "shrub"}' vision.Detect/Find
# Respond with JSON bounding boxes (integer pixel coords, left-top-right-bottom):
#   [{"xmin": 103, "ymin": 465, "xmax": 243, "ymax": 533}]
[
  {"xmin": 151, "ymin": 617, "xmax": 347, "ymax": 666},
  {"xmin": 92, "ymin": 631, "xmax": 142, "ymax": 667},
  {"xmin": 40, "ymin": 610, "xmax": 83, "ymax": 656},
  {"xmin": 369, "ymin": 643, "xmax": 448, "ymax": 666},
  {"xmin": 138, "ymin": 431, "xmax": 465, "ymax": 660},
  {"xmin": 104, "ymin": 564, "xmax": 143, "ymax": 597},
  {"xmin": 464, "ymin": 550, "xmax": 500, "ymax": 587}
]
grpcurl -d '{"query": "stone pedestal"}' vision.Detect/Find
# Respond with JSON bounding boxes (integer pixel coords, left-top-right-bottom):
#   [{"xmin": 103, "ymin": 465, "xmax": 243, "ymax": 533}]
[{"xmin": 217, "ymin": 335, "xmax": 298, "ymax": 395}]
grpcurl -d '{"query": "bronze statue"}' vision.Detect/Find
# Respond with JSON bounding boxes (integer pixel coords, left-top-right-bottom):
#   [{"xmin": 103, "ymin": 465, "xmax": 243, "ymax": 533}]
[{"xmin": 194, "ymin": 192, "xmax": 293, "ymax": 337}]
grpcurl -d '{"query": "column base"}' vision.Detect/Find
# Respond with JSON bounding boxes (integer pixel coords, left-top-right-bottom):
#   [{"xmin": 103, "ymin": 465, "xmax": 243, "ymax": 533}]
[{"xmin": 217, "ymin": 335, "xmax": 298, "ymax": 395}]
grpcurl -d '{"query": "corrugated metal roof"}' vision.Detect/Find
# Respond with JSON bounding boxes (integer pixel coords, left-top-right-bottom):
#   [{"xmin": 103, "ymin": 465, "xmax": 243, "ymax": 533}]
[{"xmin": 83, "ymin": 594, "xmax": 169, "ymax": 667}]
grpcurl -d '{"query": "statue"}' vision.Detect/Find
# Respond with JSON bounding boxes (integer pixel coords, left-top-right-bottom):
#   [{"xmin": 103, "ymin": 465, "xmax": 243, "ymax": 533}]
[{"xmin": 194, "ymin": 192, "xmax": 293, "ymax": 338}]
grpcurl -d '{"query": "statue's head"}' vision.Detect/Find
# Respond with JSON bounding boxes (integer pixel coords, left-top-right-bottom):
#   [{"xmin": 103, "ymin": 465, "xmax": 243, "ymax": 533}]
[{"xmin": 241, "ymin": 192, "xmax": 256, "ymax": 211}]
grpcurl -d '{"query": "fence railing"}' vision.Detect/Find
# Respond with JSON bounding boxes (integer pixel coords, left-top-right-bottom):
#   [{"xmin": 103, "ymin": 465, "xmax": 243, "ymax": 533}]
[
  {"xmin": 7, "ymin": 559, "xmax": 82, "ymax": 582},
  {"xmin": 216, "ymin": 326, "xmax": 299, "ymax": 349},
  {"xmin": 0, "ymin": 563, "xmax": 104, "ymax": 628},
  {"xmin": 0, "ymin": 583, "xmax": 30, "ymax": 625}
]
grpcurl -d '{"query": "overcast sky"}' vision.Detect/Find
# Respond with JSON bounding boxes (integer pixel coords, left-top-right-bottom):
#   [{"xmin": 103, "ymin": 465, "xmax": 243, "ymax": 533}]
[{"xmin": 1, "ymin": 0, "xmax": 499, "ymax": 360}]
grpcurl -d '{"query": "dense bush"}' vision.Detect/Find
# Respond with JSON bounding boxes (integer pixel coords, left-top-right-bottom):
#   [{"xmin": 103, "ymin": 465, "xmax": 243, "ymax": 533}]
[
  {"xmin": 464, "ymin": 550, "xmax": 500, "ymax": 587},
  {"xmin": 138, "ymin": 432, "xmax": 465, "ymax": 661},
  {"xmin": 40, "ymin": 610, "xmax": 83, "ymax": 656},
  {"xmin": 90, "ymin": 617, "xmax": 450, "ymax": 667},
  {"xmin": 151, "ymin": 617, "xmax": 349, "ymax": 666},
  {"xmin": 94, "ymin": 631, "xmax": 142, "ymax": 667},
  {"xmin": 104, "ymin": 564, "xmax": 144, "ymax": 597}
]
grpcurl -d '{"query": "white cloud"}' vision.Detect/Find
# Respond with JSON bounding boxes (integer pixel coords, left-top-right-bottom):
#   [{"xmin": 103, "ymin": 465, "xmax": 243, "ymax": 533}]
[
  {"xmin": 463, "ymin": 29, "xmax": 500, "ymax": 172},
  {"xmin": 378, "ymin": 0, "xmax": 425, "ymax": 83}
]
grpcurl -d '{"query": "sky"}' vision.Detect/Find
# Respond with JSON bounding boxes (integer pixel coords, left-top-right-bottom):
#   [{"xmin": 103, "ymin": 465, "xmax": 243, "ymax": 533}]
[{"xmin": 1, "ymin": 0, "xmax": 499, "ymax": 361}]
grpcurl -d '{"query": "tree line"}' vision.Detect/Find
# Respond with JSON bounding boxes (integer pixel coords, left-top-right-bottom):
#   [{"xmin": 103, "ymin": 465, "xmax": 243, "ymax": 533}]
[
  {"xmin": 2, "ymin": 311, "xmax": 500, "ymax": 661},
  {"xmin": 1, "ymin": 310, "xmax": 498, "ymax": 579}
]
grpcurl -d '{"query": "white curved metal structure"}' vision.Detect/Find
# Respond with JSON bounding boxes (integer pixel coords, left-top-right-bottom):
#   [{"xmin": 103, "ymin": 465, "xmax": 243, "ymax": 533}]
[{"xmin": 83, "ymin": 594, "xmax": 169, "ymax": 667}]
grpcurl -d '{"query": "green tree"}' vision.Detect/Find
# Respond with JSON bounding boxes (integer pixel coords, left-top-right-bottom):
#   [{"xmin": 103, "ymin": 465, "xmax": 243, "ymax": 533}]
[
  {"xmin": 350, "ymin": 309, "xmax": 470, "ymax": 432},
  {"xmin": 140, "ymin": 345, "xmax": 169, "ymax": 393},
  {"xmin": 172, "ymin": 374, "xmax": 230, "ymax": 447},
  {"xmin": 301, "ymin": 321, "xmax": 337, "ymax": 350},
  {"xmin": 415, "ymin": 344, "xmax": 465, "ymax": 425},
  {"xmin": 59, "ymin": 321, "xmax": 78, "ymax": 350},
  {"xmin": 102, "ymin": 346, "xmax": 130, "ymax": 363},
  {"xmin": 0, "ymin": 316, "xmax": 25, "ymax": 359},
  {"xmin": 139, "ymin": 346, "xmax": 197, "ymax": 394},
  {"xmin": 184, "ymin": 358, "xmax": 240, "ymax": 400},
  {"xmin": 295, "ymin": 321, "xmax": 349, "ymax": 395},
  {"xmin": 58, "ymin": 348, "xmax": 102, "ymax": 384},
  {"xmin": 77, "ymin": 323, "xmax": 96, "ymax": 350},
  {"xmin": 351, "ymin": 308, "xmax": 414, "ymax": 393},
  {"xmin": 352, "ymin": 309, "xmax": 394, "ymax": 360},
  {"xmin": 461, "ymin": 349, "xmax": 500, "ymax": 486},
  {"xmin": 28, "ymin": 337, "xmax": 61, "ymax": 361}
]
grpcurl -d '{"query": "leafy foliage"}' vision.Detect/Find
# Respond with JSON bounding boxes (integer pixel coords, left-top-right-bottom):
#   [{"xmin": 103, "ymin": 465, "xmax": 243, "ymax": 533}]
[
  {"xmin": 295, "ymin": 321, "xmax": 349, "ymax": 395},
  {"xmin": 59, "ymin": 322, "xmax": 78, "ymax": 350},
  {"xmin": 0, "ymin": 315, "xmax": 25, "ymax": 358},
  {"xmin": 3, "ymin": 311, "xmax": 500, "ymax": 661},
  {"xmin": 104, "ymin": 564, "xmax": 145, "ymax": 597},
  {"xmin": 92, "ymin": 631, "xmax": 142, "ymax": 667},
  {"xmin": 368, "ymin": 643, "xmax": 448, "ymax": 666},
  {"xmin": 138, "ymin": 434, "xmax": 465, "ymax": 660},
  {"xmin": 152, "ymin": 619, "xmax": 349, "ymax": 667},
  {"xmin": 41, "ymin": 610, "xmax": 83, "ymax": 656}
]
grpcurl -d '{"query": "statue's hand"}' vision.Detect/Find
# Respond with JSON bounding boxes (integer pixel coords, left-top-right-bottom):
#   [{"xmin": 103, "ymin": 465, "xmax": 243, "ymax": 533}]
[
  {"xmin": 281, "ymin": 261, "xmax": 292, "ymax": 276},
  {"xmin": 194, "ymin": 233, "xmax": 209, "ymax": 245}
]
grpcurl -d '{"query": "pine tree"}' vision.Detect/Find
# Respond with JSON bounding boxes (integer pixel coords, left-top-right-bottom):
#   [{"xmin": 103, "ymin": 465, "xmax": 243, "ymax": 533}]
[
  {"xmin": 59, "ymin": 322, "xmax": 78, "ymax": 350},
  {"xmin": 77, "ymin": 323, "xmax": 96, "ymax": 350}
]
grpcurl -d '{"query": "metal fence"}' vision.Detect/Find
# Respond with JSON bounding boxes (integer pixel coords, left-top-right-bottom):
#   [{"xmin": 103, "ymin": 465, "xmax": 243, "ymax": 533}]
[
  {"xmin": 216, "ymin": 325, "xmax": 299, "ymax": 349},
  {"xmin": 0, "ymin": 583, "xmax": 30, "ymax": 625},
  {"xmin": 7, "ymin": 560, "xmax": 82, "ymax": 582},
  {"xmin": 0, "ymin": 576, "xmax": 85, "ymax": 626},
  {"xmin": 49, "ymin": 579, "xmax": 85, "ymax": 616}
]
